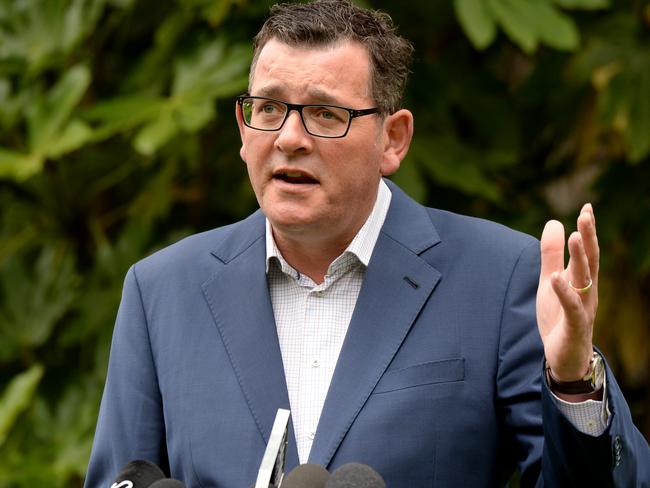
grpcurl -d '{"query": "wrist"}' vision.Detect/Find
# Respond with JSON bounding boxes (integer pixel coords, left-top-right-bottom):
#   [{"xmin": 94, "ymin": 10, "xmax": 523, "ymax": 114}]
[{"xmin": 545, "ymin": 351, "xmax": 605, "ymax": 395}]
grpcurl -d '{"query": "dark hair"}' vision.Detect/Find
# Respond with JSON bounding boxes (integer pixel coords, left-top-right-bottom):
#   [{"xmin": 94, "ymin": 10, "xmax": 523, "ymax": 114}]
[{"xmin": 250, "ymin": 0, "xmax": 413, "ymax": 114}]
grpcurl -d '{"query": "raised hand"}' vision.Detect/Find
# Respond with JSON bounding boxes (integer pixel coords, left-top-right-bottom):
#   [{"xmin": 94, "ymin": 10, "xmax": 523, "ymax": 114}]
[{"xmin": 537, "ymin": 204, "xmax": 599, "ymax": 382}]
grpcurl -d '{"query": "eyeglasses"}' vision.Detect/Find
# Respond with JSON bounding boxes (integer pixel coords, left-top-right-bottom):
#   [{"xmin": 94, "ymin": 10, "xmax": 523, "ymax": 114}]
[{"xmin": 236, "ymin": 95, "xmax": 379, "ymax": 138}]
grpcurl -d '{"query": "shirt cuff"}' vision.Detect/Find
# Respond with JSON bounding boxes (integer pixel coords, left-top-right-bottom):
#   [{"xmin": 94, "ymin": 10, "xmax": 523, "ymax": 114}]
[{"xmin": 551, "ymin": 373, "xmax": 610, "ymax": 436}]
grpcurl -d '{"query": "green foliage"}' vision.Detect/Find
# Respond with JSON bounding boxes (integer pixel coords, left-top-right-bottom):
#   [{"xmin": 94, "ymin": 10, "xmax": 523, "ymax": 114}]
[
  {"xmin": 0, "ymin": 247, "xmax": 78, "ymax": 361},
  {"xmin": 0, "ymin": 0, "xmax": 648, "ymax": 486},
  {"xmin": 0, "ymin": 64, "xmax": 92, "ymax": 180},
  {"xmin": 454, "ymin": 0, "xmax": 608, "ymax": 53},
  {"xmin": 0, "ymin": 364, "xmax": 43, "ymax": 447},
  {"xmin": 0, "ymin": 0, "xmax": 104, "ymax": 76},
  {"xmin": 454, "ymin": 0, "xmax": 498, "ymax": 49}
]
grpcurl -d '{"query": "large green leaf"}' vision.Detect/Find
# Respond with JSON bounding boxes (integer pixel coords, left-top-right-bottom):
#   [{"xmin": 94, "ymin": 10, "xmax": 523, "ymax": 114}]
[
  {"xmin": 485, "ymin": 0, "xmax": 584, "ymax": 53},
  {"xmin": 410, "ymin": 135, "xmax": 502, "ymax": 203},
  {"xmin": 531, "ymin": 0, "xmax": 580, "ymax": 51},
  {"xmin": 454, "ymin": 0, "xmax": 497, "ymax": 50},
  {"xmin": 48, "ymin": 120, "xmax": 95, "ymax": 158},
  {"xmin": 0, "ymin": 248, "xmax": 78, "ymax": 361},
  {"xmin": 0, "ymin": 364, "xmax": 44, "ymax": 447},
  {"xmin": 0, "ymin": 64, "xmax": 95, "ymax": 181},
  {"xmin": 133, "ymin": 109, "xmax": 177, "ymax": 155},
  {"xmin": 83, "ymin": 37, "xmax": 250, "ymax": 156},
  {"xmin": 81, "ymin": 95, "xmax": 167, "ymax": 138},
  {"xmin": 61, "ymin": 0, "xmax": 106, "ymax": 53},
  {"xmin": 0, "ymin": 77, "xmax": 25, "ymax": 131},
  {"xmin": 175, "ymin": 101, "xmax": 215, "ymax": 132},
  {"xmin": 123, "ymin": 11, "xmax": 192, "ymax": 91},
  {"xmin": 488, "ymin": 0, "xmax": 539, "ymax": 54},
  {"xmin": 0, "ymin": 148, "xmax": 43, "ymax": 181},
  {"xmin": 126, "ymin": 38, "xmax": 250, "ymax": 154},
  {"xmin": 0, "ymin": 375, "xmax": 101, "ymax": 484},
  {"xmin": 26, "ymin": 64, "xmax": 91, "ymax": 154},
  {"xmin": 172, "ymin": 38, "xmax": 251, "ymax": 99},
  {"xmin": 0, "ymin": 0, "xmax": 104, "ymax": 75}
]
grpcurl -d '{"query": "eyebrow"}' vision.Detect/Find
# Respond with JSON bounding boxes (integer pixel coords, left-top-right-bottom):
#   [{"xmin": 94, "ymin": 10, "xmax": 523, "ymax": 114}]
[{"xmin": 253, "ymin": 85, "xmax": 343, "ymax": 106}]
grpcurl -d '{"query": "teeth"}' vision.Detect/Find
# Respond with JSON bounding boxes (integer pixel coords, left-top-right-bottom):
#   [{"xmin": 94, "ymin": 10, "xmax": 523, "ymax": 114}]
[{"xmin": 285, "ymin": 172, "xmax": 303, "ymax": 177}]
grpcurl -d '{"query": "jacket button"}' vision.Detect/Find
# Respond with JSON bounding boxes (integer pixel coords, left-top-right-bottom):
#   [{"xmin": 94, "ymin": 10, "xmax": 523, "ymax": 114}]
[{"xmin": 613, "ymin": 436, "xmax": 622, "ymax": 467}]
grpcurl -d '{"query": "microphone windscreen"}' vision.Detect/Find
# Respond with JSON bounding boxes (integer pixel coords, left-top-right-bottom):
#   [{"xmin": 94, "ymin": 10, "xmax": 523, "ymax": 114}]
[
  {"xmin": 325, "ymin": 463, "xmax": 386, "ymax": 488},
  {"xmin": 149, "ymin": 480, "xmax": 187, "ymax": 488},
  {"xmin": 281, "ymin": 463, "xmax": 330, "ymax": 488},
  {"xmin": 111, "ymin": 459, "xmax": 165, "ymax": 487}
]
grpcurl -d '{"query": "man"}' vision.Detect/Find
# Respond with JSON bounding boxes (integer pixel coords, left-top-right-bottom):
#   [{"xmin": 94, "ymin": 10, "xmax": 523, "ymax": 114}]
[{"xmin": 85, "ymin": 1, "xmax": 650, "ymax": 486}]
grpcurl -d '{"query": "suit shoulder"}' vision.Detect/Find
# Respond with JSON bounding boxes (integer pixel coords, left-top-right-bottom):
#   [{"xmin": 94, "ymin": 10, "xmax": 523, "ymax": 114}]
[
  {"xmin": 132, "ymin": 211, "xmax": 264, "ymax": 280},
  {"xmin": 426, "ymin": 207, "xmax": 538, "ymax": 255}
]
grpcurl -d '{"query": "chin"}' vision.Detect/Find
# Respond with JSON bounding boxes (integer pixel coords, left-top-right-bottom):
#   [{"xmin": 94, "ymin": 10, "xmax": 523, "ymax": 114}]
[
  {"xmin": 269, "ymin": 208, "xmax": 330, "ymax": 235},
  {"xmin": 264, "ymin": 199, "xmax": 315, "ymax": 222},
  {"xmin": 268, "ymin": 214, "xmax": 316, "ymax": 232}
]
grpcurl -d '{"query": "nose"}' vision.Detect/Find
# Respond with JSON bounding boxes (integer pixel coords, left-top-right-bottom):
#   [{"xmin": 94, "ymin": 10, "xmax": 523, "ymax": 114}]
[{"xmin": 274, "ymin": 110, "xmax": 313, "ymax": 155}]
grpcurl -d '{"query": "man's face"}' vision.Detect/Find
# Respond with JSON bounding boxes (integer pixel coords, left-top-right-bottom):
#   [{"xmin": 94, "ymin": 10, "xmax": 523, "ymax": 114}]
[{"xmin": 237, "ymin": 39, "xmax": 398, "ymax": 245}]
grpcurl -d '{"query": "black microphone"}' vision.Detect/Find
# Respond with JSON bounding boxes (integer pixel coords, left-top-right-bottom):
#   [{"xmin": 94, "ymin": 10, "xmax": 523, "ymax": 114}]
[
  {"xmin": 110, "ymin": 460, "xmax": 165, "ymax": 488},
  {"xmin": 325, "ymin": 463, "xmax": 386, "ymax": 488},
  {"xmin": 280, "ymin": 464, "xmax": 330, "ymax": 488},
  {"xmin": 149, "ymin": 480, "xmax": 186, "ymax": 488}
]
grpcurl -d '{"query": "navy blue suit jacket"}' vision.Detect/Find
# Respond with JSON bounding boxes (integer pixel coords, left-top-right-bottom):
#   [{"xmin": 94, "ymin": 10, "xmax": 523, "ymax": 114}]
[{"xmin": 85, "ymin": 181, "xmax": 649, "ymax": 487}]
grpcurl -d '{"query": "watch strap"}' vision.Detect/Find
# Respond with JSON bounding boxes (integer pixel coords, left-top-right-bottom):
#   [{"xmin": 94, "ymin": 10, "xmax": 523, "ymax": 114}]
[{"xmin": 545, "ymin": 352, "xmax": 605, "ymax": 395}]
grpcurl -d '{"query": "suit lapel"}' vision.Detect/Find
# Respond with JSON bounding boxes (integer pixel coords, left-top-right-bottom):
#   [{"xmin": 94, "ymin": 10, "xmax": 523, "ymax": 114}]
[
  {"xmin": 201, "ymin": 212, "xmax": 300, "ymax": 470},
  {"xmin": 308, "ymin": 182, "xmax": 442, "ymax": 467}
]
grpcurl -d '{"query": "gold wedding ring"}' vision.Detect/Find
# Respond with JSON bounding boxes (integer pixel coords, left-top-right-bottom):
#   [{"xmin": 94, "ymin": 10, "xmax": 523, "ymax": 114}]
[{"xmin": 568, "ymin": 278, "xmax": 593, "ymax": 294}]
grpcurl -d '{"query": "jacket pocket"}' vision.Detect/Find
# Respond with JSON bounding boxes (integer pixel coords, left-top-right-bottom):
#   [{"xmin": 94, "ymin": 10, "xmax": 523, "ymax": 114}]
[{"xmin": 373, "ymin": 357, "xmax": 465, "ymax": 394}]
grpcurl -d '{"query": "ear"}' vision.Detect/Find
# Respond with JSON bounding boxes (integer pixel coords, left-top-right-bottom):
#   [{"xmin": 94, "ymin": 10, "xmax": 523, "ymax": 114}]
[
  {"xmin": 235, "ymin": 101, "xmax": 247, "ymax": 162},
  {"xmin": 379, "ymin": 109, "xmax": 414, "ymax": 176}
]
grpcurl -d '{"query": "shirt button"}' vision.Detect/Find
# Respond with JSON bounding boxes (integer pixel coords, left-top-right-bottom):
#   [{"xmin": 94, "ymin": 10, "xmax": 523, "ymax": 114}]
[
  {"xmin": 314, "ymin": 290, "xmax": 324, "ymax": 298},
  {"xmin": 312, "ymin": 359, "xmax": 320, "ymax": 368},
  {"xmin": 308, "ymin": 431, "xmax": 315, "ymax": 440}
]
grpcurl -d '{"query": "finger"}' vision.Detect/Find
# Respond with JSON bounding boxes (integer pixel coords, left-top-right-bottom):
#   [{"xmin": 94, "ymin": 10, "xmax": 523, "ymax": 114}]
[
  {"xmin": 550, "ymin": 272, "xmax": 589, "ymax": 334},
  {"xmin": 577, "ymin": 203, "xmax": 600, "ymax": 286},
  {"xmin": 567, "ymin": 231, "xmax": 592, "ymax": 296},
  {"xmin": 540, "ymin": 220, "xmax": 565, "ymax": 280}
]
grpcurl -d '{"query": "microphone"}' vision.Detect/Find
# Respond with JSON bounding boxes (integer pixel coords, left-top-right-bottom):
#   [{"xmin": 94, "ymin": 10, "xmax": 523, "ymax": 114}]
[
  {"xmin": 325, "ymin": 463, "xmax": 386, "ymax": 488},
  {"xmin": 280, "ymin": 464, "xmax": 330, "ymax": 488},
  {"xmin": 149, "ymin": 480, "xmax": 186, "ymax": 488},
  {"xmin": 110, "ymin": 460, "xmax": 165, "ymax": 488}
]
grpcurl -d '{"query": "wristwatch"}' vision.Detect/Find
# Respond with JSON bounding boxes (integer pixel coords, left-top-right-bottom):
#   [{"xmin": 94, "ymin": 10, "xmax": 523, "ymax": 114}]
[{"xmin": 545, "ymin": 351, "xmax": 605, "ymax": 395}]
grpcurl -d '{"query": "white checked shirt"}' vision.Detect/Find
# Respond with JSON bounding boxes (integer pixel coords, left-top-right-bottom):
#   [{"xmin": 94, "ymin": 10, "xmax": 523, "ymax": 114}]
[
  {"xmin": 265, "ymin": 180, "xmax": 606, "ymax": 464},
  {"xmin": 266, "ymin": 180, "xmax": 392, "ymax": 463}
]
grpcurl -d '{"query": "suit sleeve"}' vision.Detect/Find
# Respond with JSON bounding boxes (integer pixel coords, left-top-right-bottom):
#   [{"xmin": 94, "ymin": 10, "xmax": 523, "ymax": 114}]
[
  {"xmin": 84, "ymin": 265, "xmax": 168, "ymax": 487},
  {"xmin": 541, "ymin": 358, "xmax": 650, "ymax": 486},
  {"xmin": 497, "ymin": 240, "xmax": 650, "ymax": 487},
  {"xmin": 495, "ymin": 240, "xmax": 545, "ymax": 486}
]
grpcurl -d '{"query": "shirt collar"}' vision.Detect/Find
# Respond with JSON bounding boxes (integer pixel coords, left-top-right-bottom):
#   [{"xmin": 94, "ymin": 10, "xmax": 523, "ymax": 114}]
[{"xmin": 265, "ymin": 179, "xmax": 392, "ymax": 275}]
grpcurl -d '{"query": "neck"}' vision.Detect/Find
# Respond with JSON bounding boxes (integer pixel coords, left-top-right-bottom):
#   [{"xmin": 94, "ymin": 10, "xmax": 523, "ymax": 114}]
[
  {"xmin": 272, "ymin": 228, "xmax": 354, "ymax": 284},
  {"xmin": 269, "ymin": 181, "xmax": 385, "ymax": 283}
]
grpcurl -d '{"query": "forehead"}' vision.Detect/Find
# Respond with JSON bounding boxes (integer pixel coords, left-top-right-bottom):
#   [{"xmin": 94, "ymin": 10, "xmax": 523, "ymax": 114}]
[{"xmin": 251, "ymin": 39, "xmax": 372, "ymax": 104}]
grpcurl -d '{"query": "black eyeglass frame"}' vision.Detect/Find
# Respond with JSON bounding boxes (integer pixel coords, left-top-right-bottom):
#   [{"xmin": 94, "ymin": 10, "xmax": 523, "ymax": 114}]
[{"xmin": 236, "ymin": 95, "xmax": 380, "ymax": 139}]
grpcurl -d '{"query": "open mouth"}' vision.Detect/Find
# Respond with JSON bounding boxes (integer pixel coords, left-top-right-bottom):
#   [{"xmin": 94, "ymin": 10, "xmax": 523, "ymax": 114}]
[{"xmin": 273, "ymin": 171, "xmax": 318, "ymax": 184}]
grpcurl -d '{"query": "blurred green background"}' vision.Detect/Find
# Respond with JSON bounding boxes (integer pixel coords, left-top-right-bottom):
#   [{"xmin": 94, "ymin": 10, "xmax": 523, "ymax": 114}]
[{"xmin": 0, "ymin": 0, "xmax": 649, "ymax": 485}]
